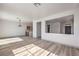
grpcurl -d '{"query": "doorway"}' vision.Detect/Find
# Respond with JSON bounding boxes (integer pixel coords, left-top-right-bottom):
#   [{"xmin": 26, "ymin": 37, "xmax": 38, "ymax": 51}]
[
  {"xmin": 65, "ymin": 26, "xmax": 71, "ymax": 34},
  {"xmin": 37, "ymin": 22, "xmax": 41, "ymax": 38}
]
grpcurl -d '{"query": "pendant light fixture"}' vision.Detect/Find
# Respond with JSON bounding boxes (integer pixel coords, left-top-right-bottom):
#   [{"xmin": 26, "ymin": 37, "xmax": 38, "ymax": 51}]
[{"xmin": 17, "ymin": 17, "xmax": 22, "ymax": 27}]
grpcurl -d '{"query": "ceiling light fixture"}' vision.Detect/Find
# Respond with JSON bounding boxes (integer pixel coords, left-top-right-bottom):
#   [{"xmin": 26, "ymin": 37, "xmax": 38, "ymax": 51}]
[
  {"xmin": 33, "ymin": 3, "xmax": 41, "ymax": 7},
  {"xmin": 17, "ymin": 17, "xmax": 22, "ymax": 27}
]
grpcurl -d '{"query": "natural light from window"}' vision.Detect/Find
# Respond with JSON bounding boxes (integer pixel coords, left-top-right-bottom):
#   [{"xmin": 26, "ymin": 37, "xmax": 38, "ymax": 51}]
[
  {"xmin": 12, "ymin": 44, "xmax": 57, "ymax": 56},
  {"xmin": 0, "ymin": 37, "xmax": 23, "ymax": 45}
]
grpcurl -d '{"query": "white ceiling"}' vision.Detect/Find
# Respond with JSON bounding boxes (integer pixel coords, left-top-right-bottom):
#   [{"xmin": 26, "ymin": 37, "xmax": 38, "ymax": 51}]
[{"xmin": 0, "ymin": 3, "xmax": 78, "ymax": 22}]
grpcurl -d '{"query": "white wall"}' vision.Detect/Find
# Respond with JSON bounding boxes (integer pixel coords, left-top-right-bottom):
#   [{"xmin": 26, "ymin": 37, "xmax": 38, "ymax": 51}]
[
  {"xmin": 33, "ymin": 9, "xmax": 79, "ymax": 48},
  {"xmin": 51, "ymin": 22, "xmax": 60, "ymax": 33},
  {"xmin": 46, "ymin": 22, "xmax": 60, "ymax": 33},
  {"xmin": 0, "ymin": 20, "xmax": 26, "ymax": 38}
]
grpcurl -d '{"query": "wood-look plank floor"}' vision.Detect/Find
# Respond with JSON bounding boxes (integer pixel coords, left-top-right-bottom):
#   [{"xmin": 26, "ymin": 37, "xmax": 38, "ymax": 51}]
[{"xmin": 0, "ymin": 36, "xmax": 79, "ymax": 56}]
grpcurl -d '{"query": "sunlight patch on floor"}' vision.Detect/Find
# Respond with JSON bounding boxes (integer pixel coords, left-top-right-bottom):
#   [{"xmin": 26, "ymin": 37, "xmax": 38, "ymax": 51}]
[
  {"xmin": 48, "ymin": 53, "xmax": 57, "ymax": 56},
  {"xmin": 15, "ymin": 50, "xmax": 32, "ymax": 56},
  {"xmin": 12, "ymin": 44, "xmax": 57, "ymax": 56},
  {"xmin": 0, "ymin": 37, "xmax": 23, "ymax": 45},
  {"xmin": 12, "ymin": 44, "xmax": 35, "ymax": 54}
]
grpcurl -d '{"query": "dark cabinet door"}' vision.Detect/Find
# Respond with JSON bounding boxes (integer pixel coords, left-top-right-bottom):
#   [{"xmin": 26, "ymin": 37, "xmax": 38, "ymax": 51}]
[{"xmin": 65, "ymin": 26, "xmax": 71, "ymax": 34}]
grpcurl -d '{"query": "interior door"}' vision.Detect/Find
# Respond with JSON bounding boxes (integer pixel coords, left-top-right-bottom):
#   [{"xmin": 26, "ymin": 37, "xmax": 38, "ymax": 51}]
[{"xmin": 65, "ymin": 26, "xmax": 71, "ymax": 34}]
